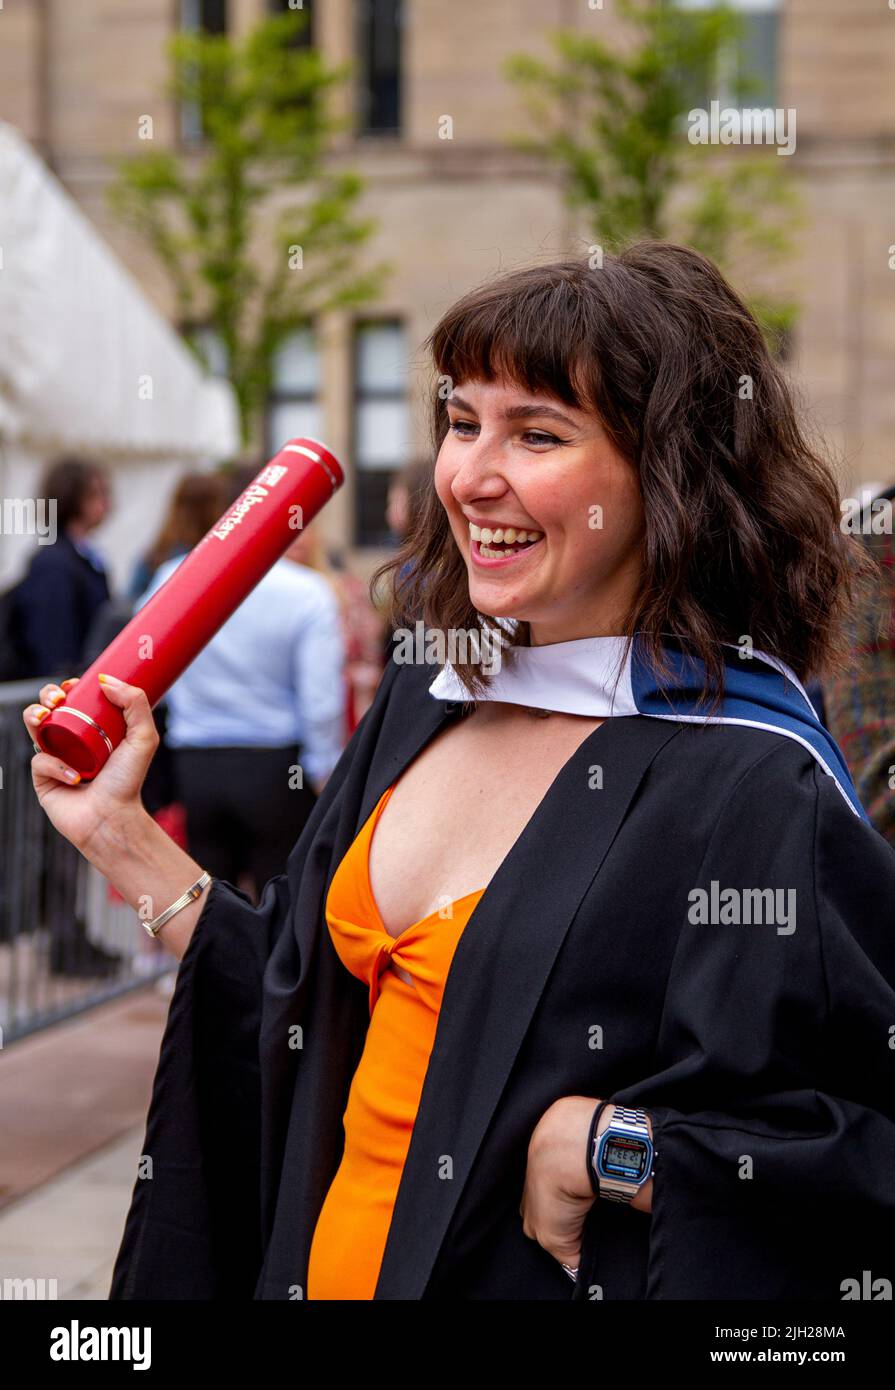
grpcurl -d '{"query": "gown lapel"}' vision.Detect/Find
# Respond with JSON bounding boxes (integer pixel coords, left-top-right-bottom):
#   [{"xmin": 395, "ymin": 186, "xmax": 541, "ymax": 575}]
[
  {"xmin": 283, "ymin": 683, "xmax": 460, "ymax": 1002},
  {"xmin": 372, "ymin": 713, "xmax": 681, "ymax": 1298}
]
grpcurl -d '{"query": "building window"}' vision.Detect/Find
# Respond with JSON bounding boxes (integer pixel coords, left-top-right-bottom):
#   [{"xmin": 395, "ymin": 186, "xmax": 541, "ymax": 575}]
[
  {"xmin": 266, "ymin": 326, "xmax": 322, "ymax": 456},
  {"xmin": 181, "ymin": 0, "xmax": 227, "ymax": 34},
  {"xmin": 180, "ymin": 0, "xmax": 228, "ymax": 145},
  {"xmin": 268, "ymin": 0, "xmax": 314, "ymax": 48},
  {"xmin": 356, "ymin": 0, "xmax": 403, "ymax": 135},
  {"xmin": 353, "ymin": 321, "xmax": 408, "ymax": 546},
  {"xmin": 675, "ymin": 0, "xmax": 780, "ymax": 113},
  {"xmin": 186, "ymin": 324, "xmax": 229, "ymax": 379}
]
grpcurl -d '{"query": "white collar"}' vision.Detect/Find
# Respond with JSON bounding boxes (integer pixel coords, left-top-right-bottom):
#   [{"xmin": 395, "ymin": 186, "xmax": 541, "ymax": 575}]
[
  {"xmin": 425, "ymin": 627, "xmax": 867, "ymax": 821},
  {"xmin": 428, "ymin": 634, "xmax": 638, "ymax": 716}
]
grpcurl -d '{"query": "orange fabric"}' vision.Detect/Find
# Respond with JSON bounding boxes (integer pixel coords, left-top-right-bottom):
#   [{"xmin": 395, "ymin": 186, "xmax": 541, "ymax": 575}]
[{"xmin": 306, "ymin": 781, "xmax": 485, "ymax": 1300}]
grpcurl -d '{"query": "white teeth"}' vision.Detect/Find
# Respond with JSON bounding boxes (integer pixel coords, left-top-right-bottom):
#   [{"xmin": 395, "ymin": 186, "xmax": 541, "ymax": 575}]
[
  {"xmin": 468, "ymin": 522, "xmax": 543, "ymax": 543},
  {"xmin": 481, "ymin": 545, "xmax": 517, "ymax": 558}
]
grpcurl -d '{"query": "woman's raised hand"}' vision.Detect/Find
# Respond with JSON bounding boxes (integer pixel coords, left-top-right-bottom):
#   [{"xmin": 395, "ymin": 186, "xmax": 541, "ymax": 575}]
[{"xmin": 22, "ymin": 674, "xmax": 159, "ymax": 854}]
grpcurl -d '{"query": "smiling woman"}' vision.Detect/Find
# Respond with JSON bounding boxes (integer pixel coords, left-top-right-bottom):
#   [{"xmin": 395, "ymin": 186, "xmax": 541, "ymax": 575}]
[
  {"xmin": 378, "ymin": 244, "xmax": 875, "ymax": 708},
  {"xmin": 434, "ymin": 375, "xmax": 645, "ymax": 645},
  {"xmin": 26, "ymin": 243, "xmax": 895, "ymax": 1303}
]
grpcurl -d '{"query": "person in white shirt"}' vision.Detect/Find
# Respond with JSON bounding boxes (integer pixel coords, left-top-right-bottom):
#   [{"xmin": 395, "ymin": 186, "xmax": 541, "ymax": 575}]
[{"xmin": 134, "ymin": 484, "xmax": 347, "ymax": 901}]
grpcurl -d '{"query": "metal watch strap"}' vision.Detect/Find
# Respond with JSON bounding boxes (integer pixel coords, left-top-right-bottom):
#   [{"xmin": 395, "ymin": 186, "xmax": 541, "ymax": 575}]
[
  {"xmin": 143, "ymin": 871, "xmax": 212, "ymax": 938},
  {"xmin": 594, "ymin": 1104, "xmax": 653, "ymax": 1204}
]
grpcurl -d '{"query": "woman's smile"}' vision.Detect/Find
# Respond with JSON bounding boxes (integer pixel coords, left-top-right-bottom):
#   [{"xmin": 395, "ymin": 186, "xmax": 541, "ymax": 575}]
[
  {"xmin": 470, "ymin": 535, "xmax": 545, "ymax": 566},
  {"xmin": 467, "ymin": 518, "xmax": 546, "ymax": 565}
]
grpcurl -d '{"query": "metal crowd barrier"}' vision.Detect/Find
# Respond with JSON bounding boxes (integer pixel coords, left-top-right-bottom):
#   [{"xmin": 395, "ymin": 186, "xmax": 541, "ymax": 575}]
[{"xmin": 0, "ymin": 678, "xmax": 174, "ymax": 1046}]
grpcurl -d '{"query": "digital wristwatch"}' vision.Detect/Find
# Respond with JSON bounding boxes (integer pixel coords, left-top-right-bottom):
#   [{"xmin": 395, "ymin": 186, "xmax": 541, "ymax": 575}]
[{"xmin": 592, "ymin": 1104, "xmax": 655, "ymax": 1203}]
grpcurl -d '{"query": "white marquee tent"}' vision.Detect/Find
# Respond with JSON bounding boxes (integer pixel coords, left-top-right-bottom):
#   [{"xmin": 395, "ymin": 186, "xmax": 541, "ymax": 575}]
[{"xmin": 0, "ymin": 120, "xmax": 239, "ymax": 592}]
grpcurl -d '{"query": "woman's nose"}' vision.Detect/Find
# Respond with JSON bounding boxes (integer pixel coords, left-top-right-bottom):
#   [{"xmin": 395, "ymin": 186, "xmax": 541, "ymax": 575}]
[{"xmin": 450, "ymin": 436, "xmax": 506, "ymax": 497}]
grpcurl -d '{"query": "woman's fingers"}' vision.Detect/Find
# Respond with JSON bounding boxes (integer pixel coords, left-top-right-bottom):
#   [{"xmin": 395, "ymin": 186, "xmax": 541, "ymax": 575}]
[
  {"xmin": 23, "ymin": 673, "xmax": 157, "ymax": 773},
  {"xmin": 24, "ymin": 702, "xmax": 51, "ymax": 729},
  {"xmin": 96, "ymin": 674, "xmax": 159, "ymax": 753},
  {"xmin": 23, "ymin": 674, "xmax": 77, "ymax": 742},
  {"xmin": 30, "ymin": 751, "xmax": 82, "ymax": 785},
  {"xmin": 24, "ymin": 705, "xmax": 81, "ymax": 780},
  {"xmin": 37, "ymin": 682, "xmax": 68, "ymax": 709},
  {"xmin": 22, "ymin": 676, "xmax": 79, "ymax": 735}
]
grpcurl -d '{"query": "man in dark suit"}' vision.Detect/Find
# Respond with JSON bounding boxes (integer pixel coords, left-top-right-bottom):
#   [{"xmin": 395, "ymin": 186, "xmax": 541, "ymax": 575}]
[
  {"xmin": 13, "ymin": 456, "xmax": 112, "ymax": 678},
  {"xmin": 12, "ymin": 456, "xmax": 117, "ymax": 978}
]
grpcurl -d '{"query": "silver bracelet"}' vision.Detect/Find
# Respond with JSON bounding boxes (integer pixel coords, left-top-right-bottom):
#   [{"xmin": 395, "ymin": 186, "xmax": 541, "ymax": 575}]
[{"xmin": 143, "ymin": 871, "xmax": 212, "ymax": 939}]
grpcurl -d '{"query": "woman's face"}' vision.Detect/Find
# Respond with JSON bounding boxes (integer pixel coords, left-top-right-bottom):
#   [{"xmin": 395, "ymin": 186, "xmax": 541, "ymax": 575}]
[
  {"xmin": 434, "ymin": 376, "xmax": 645, "ymax": 645},
  {"xmin": 80, "ymin": 472, "xmax": 112, "ymax": 530}
]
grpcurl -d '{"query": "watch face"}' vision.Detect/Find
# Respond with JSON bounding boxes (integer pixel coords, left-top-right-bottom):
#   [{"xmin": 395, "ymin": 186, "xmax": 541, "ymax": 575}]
[{"xmin": 598, "ymin": 1133, "xmax": 650, "ymax": 1183}]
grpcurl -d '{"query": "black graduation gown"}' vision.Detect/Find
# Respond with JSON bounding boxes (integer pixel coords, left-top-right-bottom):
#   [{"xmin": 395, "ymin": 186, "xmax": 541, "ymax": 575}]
[{"xmin": 109, "ymin": 654, "xmax": 895, "ymax": 1301}]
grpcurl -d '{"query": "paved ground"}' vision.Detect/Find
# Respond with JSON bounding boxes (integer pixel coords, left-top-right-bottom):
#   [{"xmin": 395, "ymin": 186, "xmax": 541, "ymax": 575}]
[
  {"xmin": 0, "ymin": 987, "xmax": 170, "ymax": 1299},
  {"xmin": 0, "ymin": 1125, "xmax": 147, "ymax": 1298}
]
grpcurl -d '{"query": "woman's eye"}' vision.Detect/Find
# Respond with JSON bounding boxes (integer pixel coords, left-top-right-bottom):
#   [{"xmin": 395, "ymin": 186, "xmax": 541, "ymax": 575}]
[
  {"xmin": 522, "ymin": 430, "xmax": 562, "ymax": 446},
  {"xmin": 448, "ymin": 420, "xmax": 564, "ymax": 447}
]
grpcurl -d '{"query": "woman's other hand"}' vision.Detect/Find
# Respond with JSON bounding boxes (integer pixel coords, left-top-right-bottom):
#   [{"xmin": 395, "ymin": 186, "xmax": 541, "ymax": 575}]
[
  {"xmin": 22, "ymin": 673, "xmax": 159, "ymax": 853},
  {"xmin": 520, "ymin": 1097, "xmax": 653, "ymax": 1273}
]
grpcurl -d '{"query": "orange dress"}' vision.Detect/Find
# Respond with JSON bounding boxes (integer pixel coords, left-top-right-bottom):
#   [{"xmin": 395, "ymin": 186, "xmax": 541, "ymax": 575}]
[{"xmin": 306, "ymin": 781, "xmax": 485, "ymax": 1300}]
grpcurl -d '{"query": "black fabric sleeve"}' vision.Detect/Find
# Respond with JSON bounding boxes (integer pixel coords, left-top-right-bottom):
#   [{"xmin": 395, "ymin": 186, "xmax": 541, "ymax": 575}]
[
  {"xmin": 109, "ymin": 656, "xmax": 399, "ymax": 1298},
  {"xmin": 628, "ymin": 745, "xmax": 895, "ymax": 1300}
]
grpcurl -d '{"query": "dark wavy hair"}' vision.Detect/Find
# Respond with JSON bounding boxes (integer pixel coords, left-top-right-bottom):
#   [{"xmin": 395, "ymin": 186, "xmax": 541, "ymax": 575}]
[
  {"xmin": 145, "ymin": 472, "xmax": 229, "ymax": 573},
  {"xmin": 371, "ymin": 241, "xmax": 876, "ymax": 708},
  {"xmin": 39, "ymin": 456, "xmax": 109, "ymax": 532}
]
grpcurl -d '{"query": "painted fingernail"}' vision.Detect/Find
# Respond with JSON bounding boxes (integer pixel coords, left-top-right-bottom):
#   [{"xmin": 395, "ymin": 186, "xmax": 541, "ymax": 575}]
[
  {"xmin": 33, "ymin": 707, "xmax": 50, "ymax": 722},
  {"xmin": 48, "ymin": 690, "xmax": 65, "ymax": 706},
  {"xmin": 62, "ymin": 767, "xmax": 81, "ymax": 784},
  {"xmin": 60, "ymin": 679, "xmax": 78, "ymax": 689},
  {"xmin": 97, "ymin": 673, "xmax": 120, "ymax": 685}
]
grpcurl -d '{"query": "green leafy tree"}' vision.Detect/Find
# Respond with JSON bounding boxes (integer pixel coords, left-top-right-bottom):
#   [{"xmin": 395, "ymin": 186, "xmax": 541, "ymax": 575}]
[
  {"xmin": 107, "ymin": 8, "xmax": 390, "ymax": 445},
  {"xmin": 505, "ymin": 0, "xmax": 801, "ymax": 344}
]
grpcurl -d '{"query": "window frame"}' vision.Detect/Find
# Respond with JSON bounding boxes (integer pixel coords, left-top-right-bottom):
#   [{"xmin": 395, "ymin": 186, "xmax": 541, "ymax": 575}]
[
  {"xmin": 673, "ymin": 0, "xmax": 781, "ymax": 118},
  {"xmin": 352, "ymin": 317, "xmax": 408, "ymax": 548},
  {"xmin": 355, "ymin": 0, "xmax": 403, "ymax": 138},
  {"xmin": 265, "ymin": 323, "xmax": 322, "ymax": 459}
]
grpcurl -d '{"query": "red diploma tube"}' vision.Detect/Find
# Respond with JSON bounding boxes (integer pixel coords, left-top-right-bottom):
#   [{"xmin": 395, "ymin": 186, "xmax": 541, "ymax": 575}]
[{"xmin": 33, "ymin": 438, "xmax": 344, "ymax": 780}]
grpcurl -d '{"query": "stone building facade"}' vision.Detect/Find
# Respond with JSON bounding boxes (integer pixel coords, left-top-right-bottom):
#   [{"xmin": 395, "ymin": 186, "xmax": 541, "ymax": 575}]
[{"xmin": 1, "ymin": 0, "xmax": 893, "ymax": 565}]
